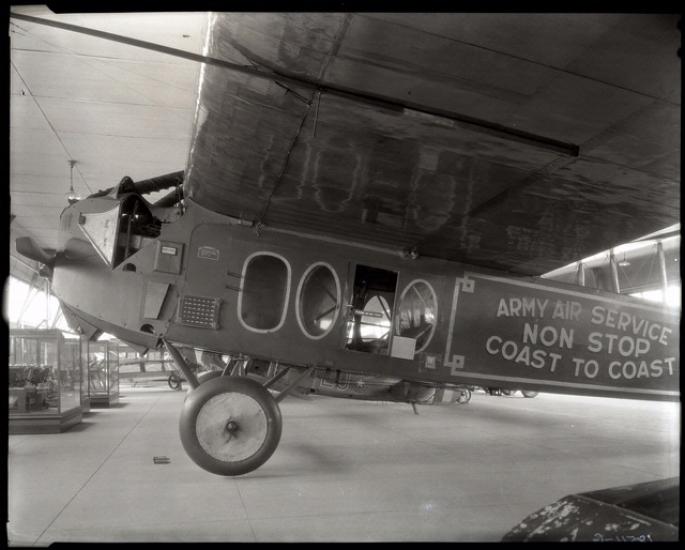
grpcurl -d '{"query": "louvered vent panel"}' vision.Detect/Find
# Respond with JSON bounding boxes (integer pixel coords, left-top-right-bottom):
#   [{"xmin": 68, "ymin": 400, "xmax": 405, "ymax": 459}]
[{"xmin": 178, "ymin": 295, "xmax": 220, "ymax": 329}]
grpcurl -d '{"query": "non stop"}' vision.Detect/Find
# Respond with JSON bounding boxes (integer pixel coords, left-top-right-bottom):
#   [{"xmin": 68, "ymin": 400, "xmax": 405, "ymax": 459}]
[{"xmin": 587, "ymin": 332, "xmax": 652, "ymax": 358}]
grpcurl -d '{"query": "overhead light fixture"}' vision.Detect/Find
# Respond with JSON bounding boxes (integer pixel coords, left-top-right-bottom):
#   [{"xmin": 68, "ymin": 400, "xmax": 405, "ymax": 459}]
[
  {"xmin": 66, "ymin": 159, "xmax": 80, "ymax": 204},
  {"xmin": 618, "ymin": 251, "xmax": 630, "ymax": 267}
]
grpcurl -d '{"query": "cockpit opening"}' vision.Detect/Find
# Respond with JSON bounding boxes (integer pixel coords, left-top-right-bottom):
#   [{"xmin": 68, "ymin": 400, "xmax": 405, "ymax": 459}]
[{"xmin": 113, "ymin": 195, "xmax": 161, "ymax": 266}]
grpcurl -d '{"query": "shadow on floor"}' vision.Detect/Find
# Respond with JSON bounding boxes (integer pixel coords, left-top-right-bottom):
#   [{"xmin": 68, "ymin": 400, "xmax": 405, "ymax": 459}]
[
  {"xmin": 95, "ymin": 401, "xmax": 129, "ymax": 409},
  {"xmin": 241, "ymin": 442, "xmax": 354, "ymax": 479},
  {"xmin": 65, "ymin": 420, "xmax": 96, "ymax": 432}
]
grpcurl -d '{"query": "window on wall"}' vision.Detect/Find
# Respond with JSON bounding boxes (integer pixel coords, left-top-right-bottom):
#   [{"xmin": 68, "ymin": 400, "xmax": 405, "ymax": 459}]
[
  {"xmin": 4, "ymin": 275, "xmax": 70, "ymax": 331},
  {"xmin": 631, "ymin": 284, "xmax": 681, "ymax": 309},
  {"xmin": 298, "ymin": 264, "xmax": 340, "ymax": 338},
  {"xmin": 240, "ymin": 254, "xmax": 290, "ymax": 332},
  {"xmin": 395, "ymin": 280, "xmax": 437, "ymax": 353}
]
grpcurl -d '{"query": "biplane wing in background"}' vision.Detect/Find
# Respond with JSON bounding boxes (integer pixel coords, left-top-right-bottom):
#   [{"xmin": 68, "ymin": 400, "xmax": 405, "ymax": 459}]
[{"xmin": 11, "ymin": 11, "xmax": 680, "ymax": 478}]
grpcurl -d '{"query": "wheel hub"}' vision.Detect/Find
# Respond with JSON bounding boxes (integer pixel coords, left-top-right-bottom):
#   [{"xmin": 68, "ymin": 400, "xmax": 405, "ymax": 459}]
[{"xmin": 195, "ymin": 392, "xmax": 268, "ymax": 461}]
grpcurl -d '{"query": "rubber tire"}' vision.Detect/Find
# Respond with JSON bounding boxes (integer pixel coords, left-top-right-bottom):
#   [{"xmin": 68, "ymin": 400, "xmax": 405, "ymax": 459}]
[
  {"xmin": 168, "ymin": 373, "xmax": 183, "ymax": 391},
  {"xmin": 197, "ymin": 370, "xmax": 223, "ymax": 384},
  {"xmin": 521, "ymin": 390, "xmax": 538, "ymax": 398},
  {"xmin": 179, "ymin": 376, "xmax": 282, "ymax": 476},
  {"xmin": 501, "ymin": 389, "xmax": 515, "ymax": 396},
  {"xmin": 183, "ymin": 371, "xmax": 225, "ymax": 402}
]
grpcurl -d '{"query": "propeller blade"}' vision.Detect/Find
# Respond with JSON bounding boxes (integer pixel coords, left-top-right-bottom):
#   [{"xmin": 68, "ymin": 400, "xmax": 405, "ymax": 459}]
[{"xmin": 15, "ymin": 236, "xmax": 56, "ymax": 267}]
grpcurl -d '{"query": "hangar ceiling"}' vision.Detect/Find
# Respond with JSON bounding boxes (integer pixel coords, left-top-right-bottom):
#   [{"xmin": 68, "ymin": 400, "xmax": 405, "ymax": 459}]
[{"xmin": 9, "ymin": 6, "xmax": 207, "ymax": 282}]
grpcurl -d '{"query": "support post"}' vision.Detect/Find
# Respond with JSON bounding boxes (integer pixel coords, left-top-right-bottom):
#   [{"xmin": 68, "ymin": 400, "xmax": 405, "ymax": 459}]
[
  {"xmin": 50, "ymin": 308, "xmax": 63, "ymax": 329},
  {"xmin": 230, "ymin": 358, "xmax": 249, "ymax": 377},
  {"xmin": 266, "ymin": 361, "xmax": 278, "ymax": 378},
  {"xmin": 16, "ymin": 282, "xmax": 38, "ymax": 326},
  {"xmin": 264, "ymin": 365, "xmax": 291, "ymax": 389},
  {"xmin": 162, "ymin": 338, "xmax": 199, "ymax": 389},
  {"xmin": 45, "ymin": 278, "xmax": 50, "ymax": 327},
  {"xmin": 609, "ymin": 249, "xmax": 621, "ymax": 293},
  {"xmin": 656, "ymin": 241, "xmax": 669, "ymax": 304},
  {"xmin": 575, "ymin": 261, "xmax": 585, "ymax": 287}
]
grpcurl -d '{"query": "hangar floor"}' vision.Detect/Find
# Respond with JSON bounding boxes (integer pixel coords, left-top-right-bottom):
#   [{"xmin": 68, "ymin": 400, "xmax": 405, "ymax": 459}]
[{"xmin": 7, "ymin": 385, "xmax": 679, "ymax": 543}]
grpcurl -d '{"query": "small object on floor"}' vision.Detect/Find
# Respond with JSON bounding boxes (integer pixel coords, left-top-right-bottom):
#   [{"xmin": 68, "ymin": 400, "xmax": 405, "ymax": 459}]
[{"xmin": 153, "ymin": 456, "xmax": 171, "ymax": 464}]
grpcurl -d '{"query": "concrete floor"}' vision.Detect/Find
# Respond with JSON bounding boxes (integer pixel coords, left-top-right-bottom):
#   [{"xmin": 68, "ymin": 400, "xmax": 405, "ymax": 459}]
[{"xmin": 7, "ymin": 384, "xmax": 680, "ymax": 543}]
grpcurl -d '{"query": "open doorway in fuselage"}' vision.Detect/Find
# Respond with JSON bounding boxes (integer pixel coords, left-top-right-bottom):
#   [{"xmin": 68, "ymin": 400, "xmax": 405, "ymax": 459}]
[{"xmin": 344, "ymin": 265, "xmax": 398, "ymax": 355}]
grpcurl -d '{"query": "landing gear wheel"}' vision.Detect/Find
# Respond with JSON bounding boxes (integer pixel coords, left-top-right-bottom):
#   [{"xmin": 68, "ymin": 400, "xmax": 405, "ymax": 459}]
[
  {"xmin": 168, "ymin": 372, "xmax": 183, "ymax": 391},
  {"xmin": 521, "ymin": 390, "xmax": 538, "ymax": 398},
  {"xmin": 501, "ymin": 389, "xmax": 515, "ymax": 396},
  {"xmin": 179, "ymin": 376, "xmax": 282, "ymax": 476},
  {"xmin": 197, "ymin": 370, "xmax": 223, "ymax": 384},
  {"xmin": 456, "ymin": 389, "xmax": 471, "ymax": 404},
  {"xmin": 183, "ymin": 371, "xmax": 225, "ymax": 402}
]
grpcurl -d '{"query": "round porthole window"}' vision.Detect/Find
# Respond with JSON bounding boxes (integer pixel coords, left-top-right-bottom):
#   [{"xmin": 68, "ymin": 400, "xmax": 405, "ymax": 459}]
[
  {"xmin": 394, "ymin": 279, "xmax": 437, "ymax": 353},
  {"xmin": 297, "ymin": 263, "xmax": 340, "ymax": 339}
]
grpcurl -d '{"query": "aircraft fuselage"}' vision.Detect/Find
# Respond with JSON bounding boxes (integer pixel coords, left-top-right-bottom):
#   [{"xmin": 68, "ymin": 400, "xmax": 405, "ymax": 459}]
[{"xmin": 51, "ymin": 194, "xmax": 680, "ymax": 402}]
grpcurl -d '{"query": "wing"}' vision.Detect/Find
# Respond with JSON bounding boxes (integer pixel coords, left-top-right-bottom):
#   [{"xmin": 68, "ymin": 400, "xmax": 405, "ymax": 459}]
[{"xmin": 183, "ymin": 13, "xmax": 680, "ymax": 275}]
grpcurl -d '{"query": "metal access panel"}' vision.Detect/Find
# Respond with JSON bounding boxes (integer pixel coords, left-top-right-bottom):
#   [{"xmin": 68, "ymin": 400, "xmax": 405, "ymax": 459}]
[
  {"xmin": 142, "ymin": 282, "xmax": 170, "ymax": 319},
  {"xmin": 154, "ymin": 241, "xmax": 184, "ymax": 274},
  {"xmin": 177, "ymin": 295, "xmax": 221, "ymax": 329}
]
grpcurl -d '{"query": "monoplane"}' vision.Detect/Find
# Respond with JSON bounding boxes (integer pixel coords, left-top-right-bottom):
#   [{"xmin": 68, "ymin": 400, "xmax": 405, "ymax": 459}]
[{"xmin": 12, "ymin": 12, "xmax": 680, "ymax": 476}]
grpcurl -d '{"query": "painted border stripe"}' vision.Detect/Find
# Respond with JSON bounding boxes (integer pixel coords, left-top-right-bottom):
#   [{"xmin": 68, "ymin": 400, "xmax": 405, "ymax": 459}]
[
  {"xmin": 470, "ymin": 273, "xmax": 679, "ymax": 317},
  {"xmin": 444, "ymin": 276, "xmax": 461, "ymax": 361},
  {"xmin": 450, "ymin": 370, "xmax": 679, "ymax": 396}
]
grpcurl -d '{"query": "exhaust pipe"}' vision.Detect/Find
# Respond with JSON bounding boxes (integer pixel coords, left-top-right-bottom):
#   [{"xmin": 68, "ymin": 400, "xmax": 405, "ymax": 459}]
[{"xmin": 88, "ymin": 171, "xmax": 184, "ymax": 199}]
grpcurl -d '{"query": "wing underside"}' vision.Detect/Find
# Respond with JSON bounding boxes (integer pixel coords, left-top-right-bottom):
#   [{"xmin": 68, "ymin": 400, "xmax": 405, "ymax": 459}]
[{"xmin": 184, "ymin": 13, "xmax": 680, "ymax": 275}]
